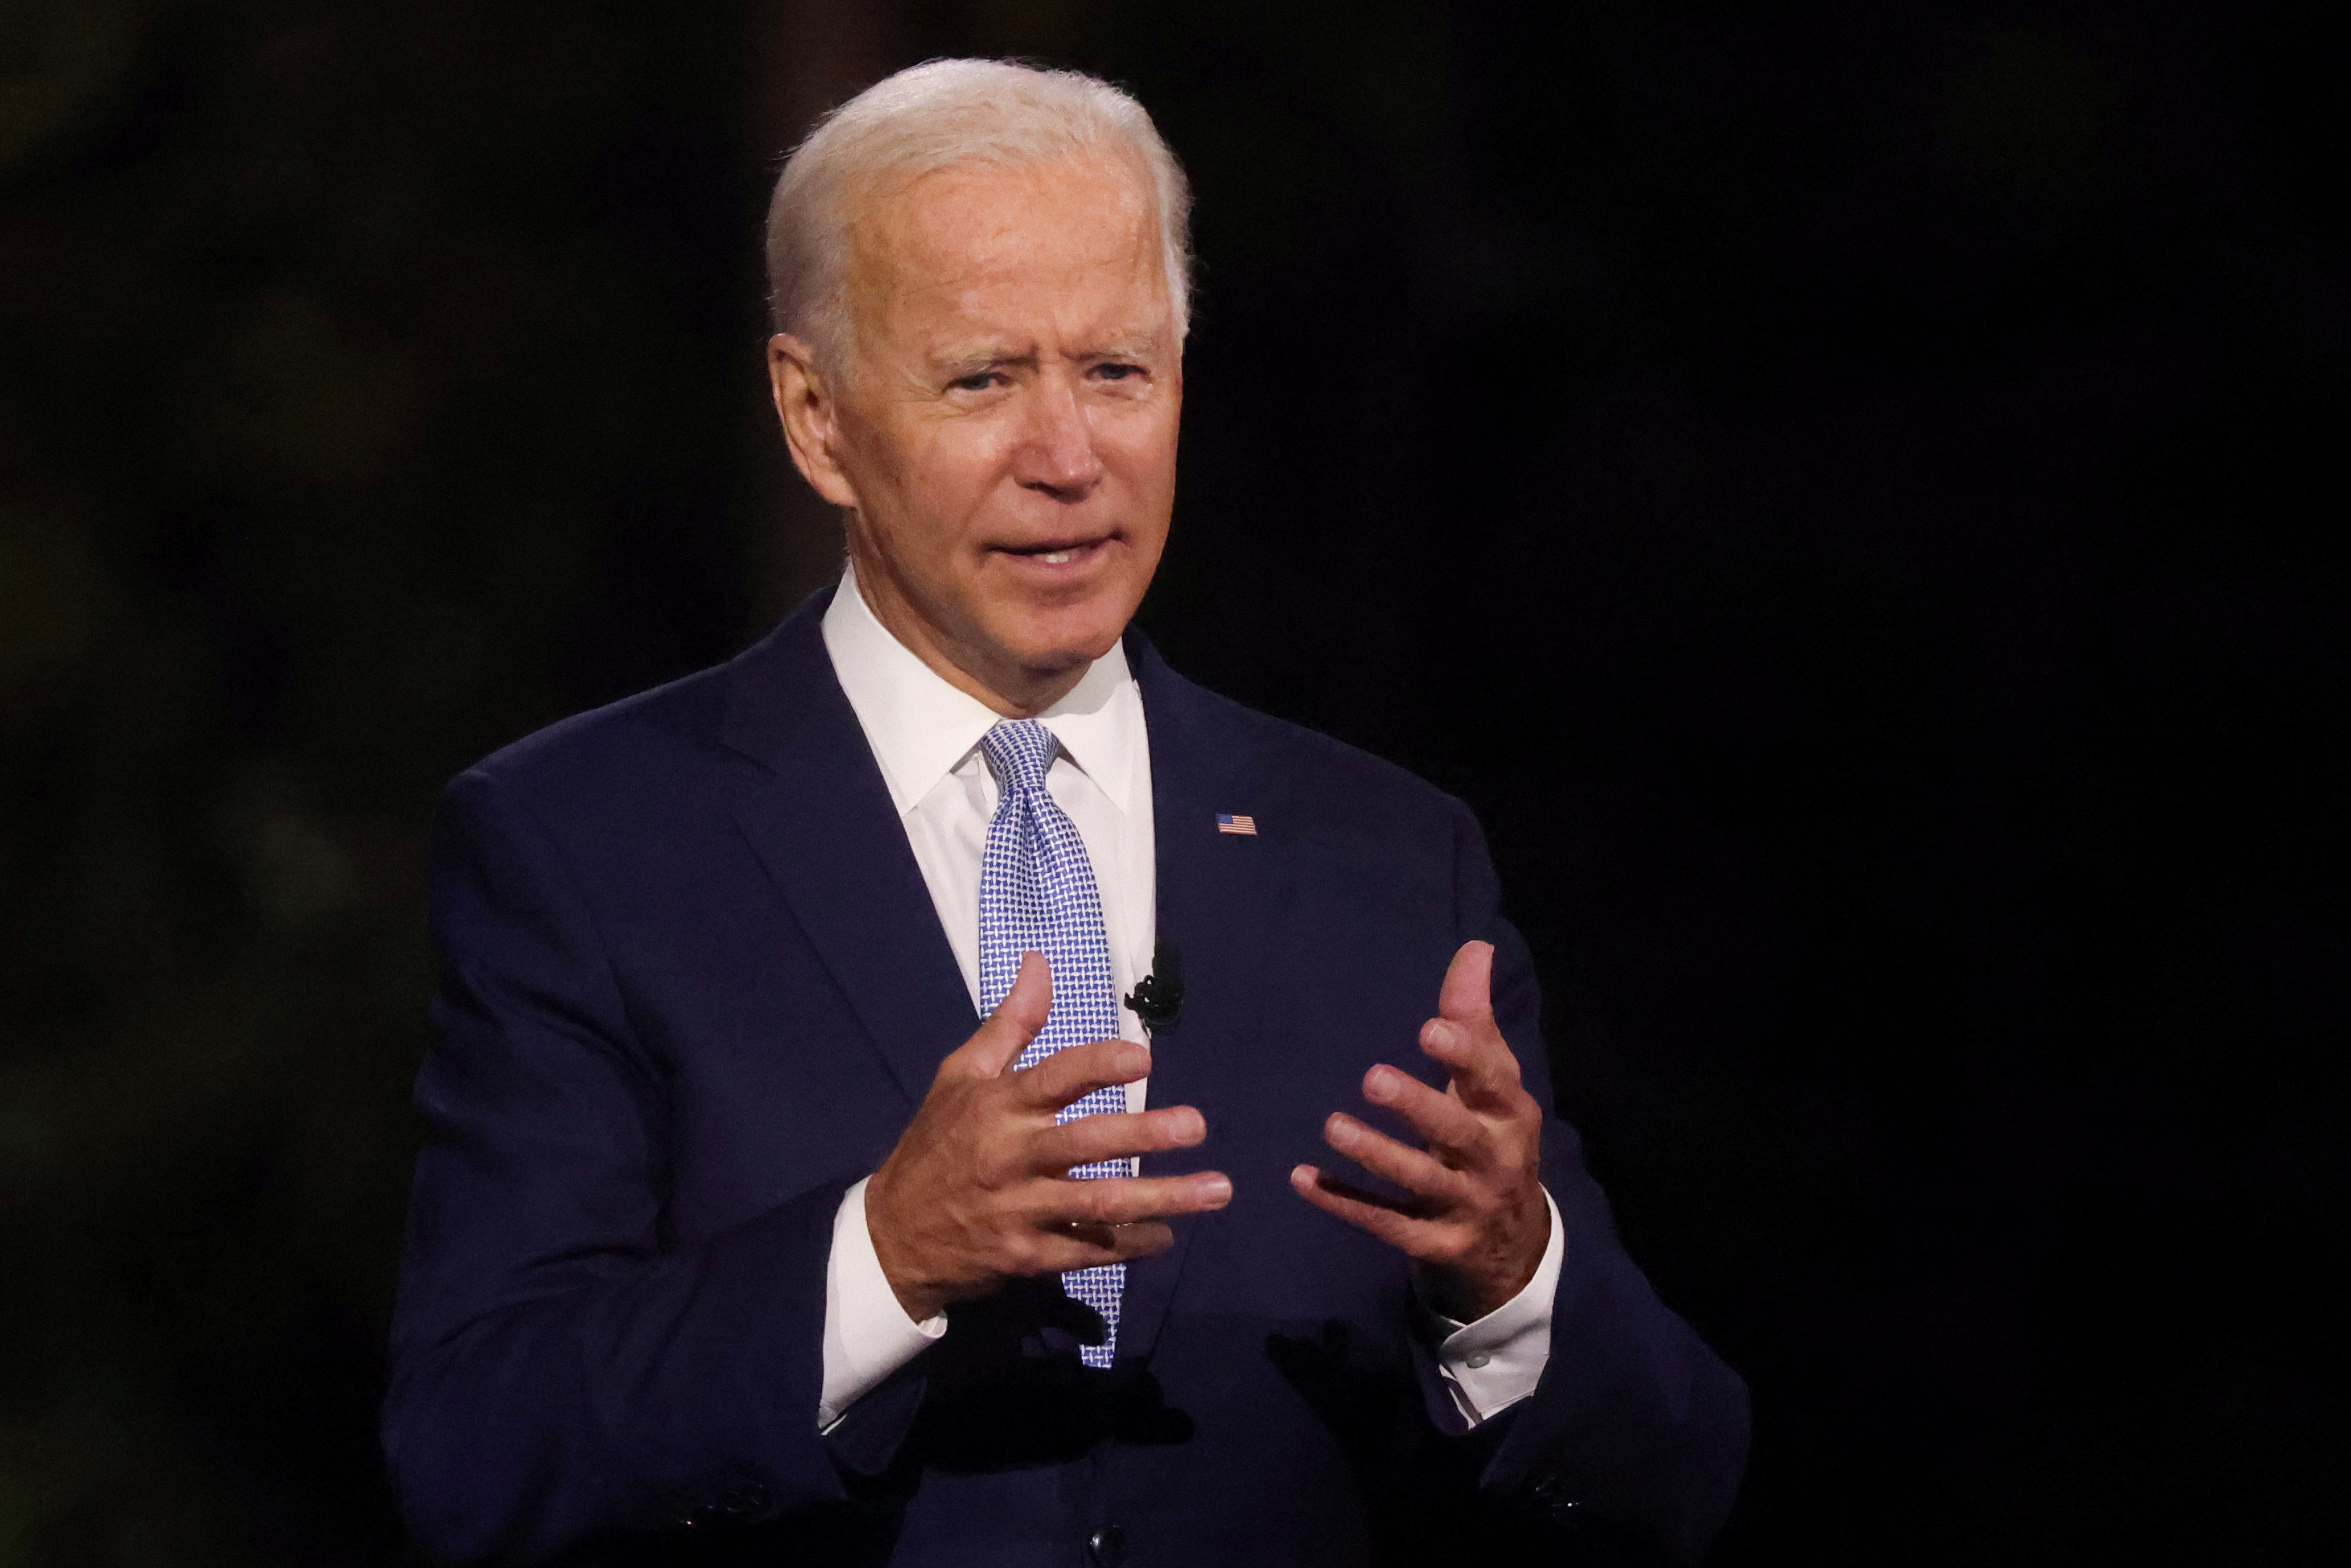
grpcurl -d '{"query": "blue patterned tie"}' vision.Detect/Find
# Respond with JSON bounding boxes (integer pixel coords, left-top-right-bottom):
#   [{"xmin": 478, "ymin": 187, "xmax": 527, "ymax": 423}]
[{"xmin": 977, "ymin": 718, "xmax": 1127, "ymax": 1368}]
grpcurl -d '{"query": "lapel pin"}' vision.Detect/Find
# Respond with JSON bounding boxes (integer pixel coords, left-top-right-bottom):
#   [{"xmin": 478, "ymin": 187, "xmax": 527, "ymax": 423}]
[{"xmin": 1216, "ymin": 813, "xmax": 1258, "ymax": 836}]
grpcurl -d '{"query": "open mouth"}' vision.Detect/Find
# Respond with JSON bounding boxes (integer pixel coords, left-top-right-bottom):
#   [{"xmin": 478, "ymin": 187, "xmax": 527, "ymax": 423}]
[{"xmin": 997, "ymin": 536, "xmax": 1113, "ymax": 567}]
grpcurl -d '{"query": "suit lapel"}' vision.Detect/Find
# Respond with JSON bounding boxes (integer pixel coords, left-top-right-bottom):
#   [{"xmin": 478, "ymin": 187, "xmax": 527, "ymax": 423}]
[
  {"xmin": 715, "ymin": 607, "xmax": 1273, "ymax": 1362},
  {"xmin": 1117, "ymin": 632, "xmax": 1286, "ymax": 1363},
  {"xmin": 716, "ymin": 594, "xmax": 979, "ymax": 1110}
]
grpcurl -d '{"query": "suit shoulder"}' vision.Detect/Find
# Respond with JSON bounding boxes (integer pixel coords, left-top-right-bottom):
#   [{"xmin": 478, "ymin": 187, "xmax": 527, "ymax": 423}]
[
  {"xmin": 451, "ymin": 656, "xmax": 739, "ymax": 817},
  {"xmin": 1177, "ymin": 677, "xmax": 1473, "ymax": 835}
]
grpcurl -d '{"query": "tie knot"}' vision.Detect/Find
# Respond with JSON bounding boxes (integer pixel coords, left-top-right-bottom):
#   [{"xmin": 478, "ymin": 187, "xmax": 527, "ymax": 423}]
[{"xmin": 981, "ymin": 718, "xmax": 1057, "ymax": 793}]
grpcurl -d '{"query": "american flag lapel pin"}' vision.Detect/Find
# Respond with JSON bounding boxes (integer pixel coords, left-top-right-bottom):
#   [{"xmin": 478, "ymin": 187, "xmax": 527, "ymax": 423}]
[{"xmin": 1216, "ymin": 813, "xmax": 1258, "ymax": 836}]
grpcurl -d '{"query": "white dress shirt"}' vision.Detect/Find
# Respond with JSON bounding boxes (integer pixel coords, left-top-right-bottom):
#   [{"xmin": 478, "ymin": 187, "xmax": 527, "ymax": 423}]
[{"xmin": 814, "ymin": 565, "xmax": 1563, "ymax": 1430}]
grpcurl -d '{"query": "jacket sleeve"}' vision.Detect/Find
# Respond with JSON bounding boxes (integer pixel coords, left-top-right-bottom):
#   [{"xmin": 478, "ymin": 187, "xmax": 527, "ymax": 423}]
[
  {"xmin": 1421, "ymin": 800, "xmax": 1751, "ymax": 1563},
  {"xmin": 382, "ymin": 768, "xmax": 853, "ymax": 1563}
]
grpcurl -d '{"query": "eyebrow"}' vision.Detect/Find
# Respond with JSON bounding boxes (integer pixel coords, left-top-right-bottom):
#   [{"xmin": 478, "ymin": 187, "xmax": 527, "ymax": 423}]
[
  {"xmin": 929, "ymin": 335, "xmax": 1164, "ymax": 379},
  {"xmin": 1086, "ymin": 334, "xmax": 1161, "ymax": 362},
  {"xmin": 932, "ymin": 347, "xmax": 1036, "ymax": 379}
]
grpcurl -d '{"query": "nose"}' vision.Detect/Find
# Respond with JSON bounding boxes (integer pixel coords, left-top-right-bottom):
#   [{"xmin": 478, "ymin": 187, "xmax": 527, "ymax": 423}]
[{"xmin": 1009, "ymin": 372, "xmax": 1104, "ymax": 501}]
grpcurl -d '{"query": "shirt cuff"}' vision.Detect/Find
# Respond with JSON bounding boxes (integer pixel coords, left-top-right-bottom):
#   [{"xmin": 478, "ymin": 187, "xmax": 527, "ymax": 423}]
[
  {"xmin": 1422, "ymin": 1186, "xmax": 1566, "ymax": 1426},
  {"xmin": 820, "ymin": 1176, "xmax": 948, "ymax": 1431}
]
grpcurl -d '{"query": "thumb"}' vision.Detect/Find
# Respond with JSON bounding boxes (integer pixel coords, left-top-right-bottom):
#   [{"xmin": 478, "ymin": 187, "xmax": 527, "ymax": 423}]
[
  {"xmin": 1438, "ymin": 940, "xmax": 1495, "ymax": 1025},
  {"xmin": 963, "ymin": 951, "xmax": 1053, "ymax": 1076}
]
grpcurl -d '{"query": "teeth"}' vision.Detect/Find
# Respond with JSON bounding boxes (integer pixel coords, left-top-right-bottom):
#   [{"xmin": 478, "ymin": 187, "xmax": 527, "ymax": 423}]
[{"xmin": 1042, "ymin": 550, "xmax": 1074, "ymax": 564}]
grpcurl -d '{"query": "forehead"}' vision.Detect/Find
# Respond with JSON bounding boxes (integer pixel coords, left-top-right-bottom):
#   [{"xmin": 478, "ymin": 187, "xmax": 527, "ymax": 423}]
[{"xmin": 845, "ymin": 155, "xmax": 1169, "ymax": 347}]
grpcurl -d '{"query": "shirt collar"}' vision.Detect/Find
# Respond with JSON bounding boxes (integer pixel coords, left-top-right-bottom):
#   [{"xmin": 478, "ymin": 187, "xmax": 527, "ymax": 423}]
[{"xmin": 820, "ymin": 562, "xmax": 1145, "ymax": 818}]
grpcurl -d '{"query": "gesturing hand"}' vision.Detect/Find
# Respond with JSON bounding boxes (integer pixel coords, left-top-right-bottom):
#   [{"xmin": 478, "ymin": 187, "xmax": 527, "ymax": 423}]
[
  {"xmin": 864, "ymin": 952, "xmax": 1234, "ymax": 1324},
  {"xmin": 1290, "ymin": 941, "xmax": 1550, "ymax": 1323}
]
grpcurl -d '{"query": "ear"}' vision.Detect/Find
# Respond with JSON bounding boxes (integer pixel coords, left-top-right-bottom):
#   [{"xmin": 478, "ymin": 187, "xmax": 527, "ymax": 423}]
[{"xmin": 767, "ymin": 333, "xmax": 862, "ymax": 510}]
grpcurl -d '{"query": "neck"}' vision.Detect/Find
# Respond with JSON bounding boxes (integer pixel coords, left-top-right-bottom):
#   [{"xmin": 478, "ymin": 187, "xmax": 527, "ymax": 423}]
[{"xmin": 847, "ymin": 535, "xmax": 1089, "ymax": 719}]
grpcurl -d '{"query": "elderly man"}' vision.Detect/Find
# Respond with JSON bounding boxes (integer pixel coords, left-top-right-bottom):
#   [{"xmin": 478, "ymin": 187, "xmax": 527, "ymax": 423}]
[{"xmin": 386, "ymin": 59, "xmax": 1747, "ymax": 1566}]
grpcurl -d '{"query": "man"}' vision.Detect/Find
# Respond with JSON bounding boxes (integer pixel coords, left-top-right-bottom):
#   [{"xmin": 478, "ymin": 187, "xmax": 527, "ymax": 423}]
[{"xmin": 386, "ymin": 59, "xmax": 1747, "ymax": 1566}]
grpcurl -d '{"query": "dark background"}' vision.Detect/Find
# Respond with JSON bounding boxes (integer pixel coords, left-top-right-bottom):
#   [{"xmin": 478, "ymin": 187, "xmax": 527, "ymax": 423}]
[{"xmin": 3, "ymin": 1, "xmax": 2342, "ymax": 1563}]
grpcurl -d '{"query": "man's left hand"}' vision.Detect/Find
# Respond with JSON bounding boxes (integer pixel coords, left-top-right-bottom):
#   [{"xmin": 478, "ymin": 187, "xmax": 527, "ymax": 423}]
[{"xmin": 1291, "ymin": 940, "xmax": 1551, "ymax": 1323}]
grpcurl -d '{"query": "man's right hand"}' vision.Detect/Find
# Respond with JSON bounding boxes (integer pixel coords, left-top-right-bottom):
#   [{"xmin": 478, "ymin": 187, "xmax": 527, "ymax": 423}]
[{"xmin": 863, "ymin": 951, "xmax": 1232, "ymax": 1324}]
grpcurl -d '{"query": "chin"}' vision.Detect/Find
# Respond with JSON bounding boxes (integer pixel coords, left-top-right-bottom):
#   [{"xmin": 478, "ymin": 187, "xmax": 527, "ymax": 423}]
[{"xmin": 997, "ymin": 596, "xmax": 1134, "ymax": 674}]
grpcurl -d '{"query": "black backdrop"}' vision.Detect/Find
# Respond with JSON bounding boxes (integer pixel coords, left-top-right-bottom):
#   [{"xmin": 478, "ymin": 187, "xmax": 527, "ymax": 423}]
[{"xmin": 2, "ymin": 2, "xmax": 2340, "ymax": 1563}]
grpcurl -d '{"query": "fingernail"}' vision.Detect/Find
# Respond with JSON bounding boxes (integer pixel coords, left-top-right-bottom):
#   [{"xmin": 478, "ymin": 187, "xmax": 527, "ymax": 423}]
[
  {"xmin": 1326, "ymin": 1115, "xmax": 1358, "ymax": 1147},
  {"xmin": 1364, "ymin": 1068, "xmax": 1395, "ymax": 1101},
  {"xmin": 1199, "ymin": 1175, "xmax": 1233, "ymax": 1206},
  {"xmin": 1171, "ymin": 1108, "xmax": 1205, "ymax": 1142}
]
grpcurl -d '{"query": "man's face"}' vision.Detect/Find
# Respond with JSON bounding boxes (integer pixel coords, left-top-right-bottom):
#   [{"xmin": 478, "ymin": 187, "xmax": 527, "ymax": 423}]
[{"xmin": 780, "ymin": 154, "xmax": 1182, "ymax": 707}]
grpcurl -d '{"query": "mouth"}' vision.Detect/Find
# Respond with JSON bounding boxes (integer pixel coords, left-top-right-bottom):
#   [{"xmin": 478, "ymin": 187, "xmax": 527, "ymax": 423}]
[{"xmin": 993, "ymin": 534, "xmax": 1117, "ymax": 570}]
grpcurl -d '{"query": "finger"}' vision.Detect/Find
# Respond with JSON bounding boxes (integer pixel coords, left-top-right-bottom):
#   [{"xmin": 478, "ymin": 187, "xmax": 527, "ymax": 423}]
[
  {"xmin": 1438, "ymin": 940, "xmax": 1495, "ymax": 1025},
  {"xmin": 1024, "ymin": 1106, "xmax": 1206, "ymax": 1173},
  {"xmin": 1020, "ymin": 1219, "xmax": 1178, "ymax": 1275},
  {"xmin": 1361, "ymin": 1064, "xmax": 1487, "ymax": 1159},
  {"xmin": 958, "ymin": 951, "xmax": 1053, "ymax": 1077},
  {"xmin": 1323, "ymin": 1112, "xmax": 1476, "ymax": 1205},
  {"xmin": 1026, "ymin": 1171, "xmax": 1234, "ymax": 1228},
  {"xmin": 1419, "ymin": 1012, "xmax": 1523, "ymax": 1114},
  {"xmin": 1013, "ymin": 1037, "xmax": 1152, "ymax": 1112},
  {"xmin": 1288, "ymin": 1163, "xmax": 1450, "ymax": 1260}
]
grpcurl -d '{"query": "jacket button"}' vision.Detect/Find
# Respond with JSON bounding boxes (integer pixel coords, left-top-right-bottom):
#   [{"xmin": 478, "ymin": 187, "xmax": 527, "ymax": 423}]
[
  {"xmin": 1088, "ymin": 1524, "xmax": 1127, "ymax": 1565},
  {"xmin": 1527, "ymin": 1474, "xmax": 1583, "ymax": 1525},
  {"xmin": 718, "ymin": 1482, "xmax": 769, "ymax": 1518}
]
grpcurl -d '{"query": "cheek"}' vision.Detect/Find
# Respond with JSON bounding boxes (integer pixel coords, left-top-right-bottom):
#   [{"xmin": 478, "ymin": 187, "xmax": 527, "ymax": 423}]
[
  {"xmin": 1094, "ymin": 406, "xmax": 1182, "ymax": 503},
  {"xmin": 888, "ymin": 428, "xmax": 1010, "ymax": 553}
]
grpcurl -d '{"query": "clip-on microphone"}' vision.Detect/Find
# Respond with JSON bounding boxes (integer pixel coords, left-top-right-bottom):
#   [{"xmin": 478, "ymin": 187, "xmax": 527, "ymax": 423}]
[{"xmin": 1123, "ymin": 939, "xmax": 1185, "ymax": 1040}]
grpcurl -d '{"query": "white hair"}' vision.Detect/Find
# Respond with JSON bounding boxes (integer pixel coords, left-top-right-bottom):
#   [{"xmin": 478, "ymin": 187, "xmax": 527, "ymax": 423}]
[{"xmin": 764, "ymin": 58, "xmax": 1193, "ymax": 374}]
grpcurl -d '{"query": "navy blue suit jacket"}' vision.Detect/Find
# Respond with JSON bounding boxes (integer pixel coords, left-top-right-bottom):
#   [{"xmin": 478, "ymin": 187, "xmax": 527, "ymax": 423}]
[{"xmin": 386, "ymin": 592, "xmax": 1748, "ymax": 1565}]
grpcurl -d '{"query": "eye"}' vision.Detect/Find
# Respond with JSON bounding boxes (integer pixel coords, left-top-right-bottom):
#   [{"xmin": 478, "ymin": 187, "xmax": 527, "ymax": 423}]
[
  {"xmin": 1092, "ymin": 362, "xmax": 1143, "ymax": 382},
  {"xmin": 949, "ymin": 371, "xmax": 1000, "ymax": 393}
]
